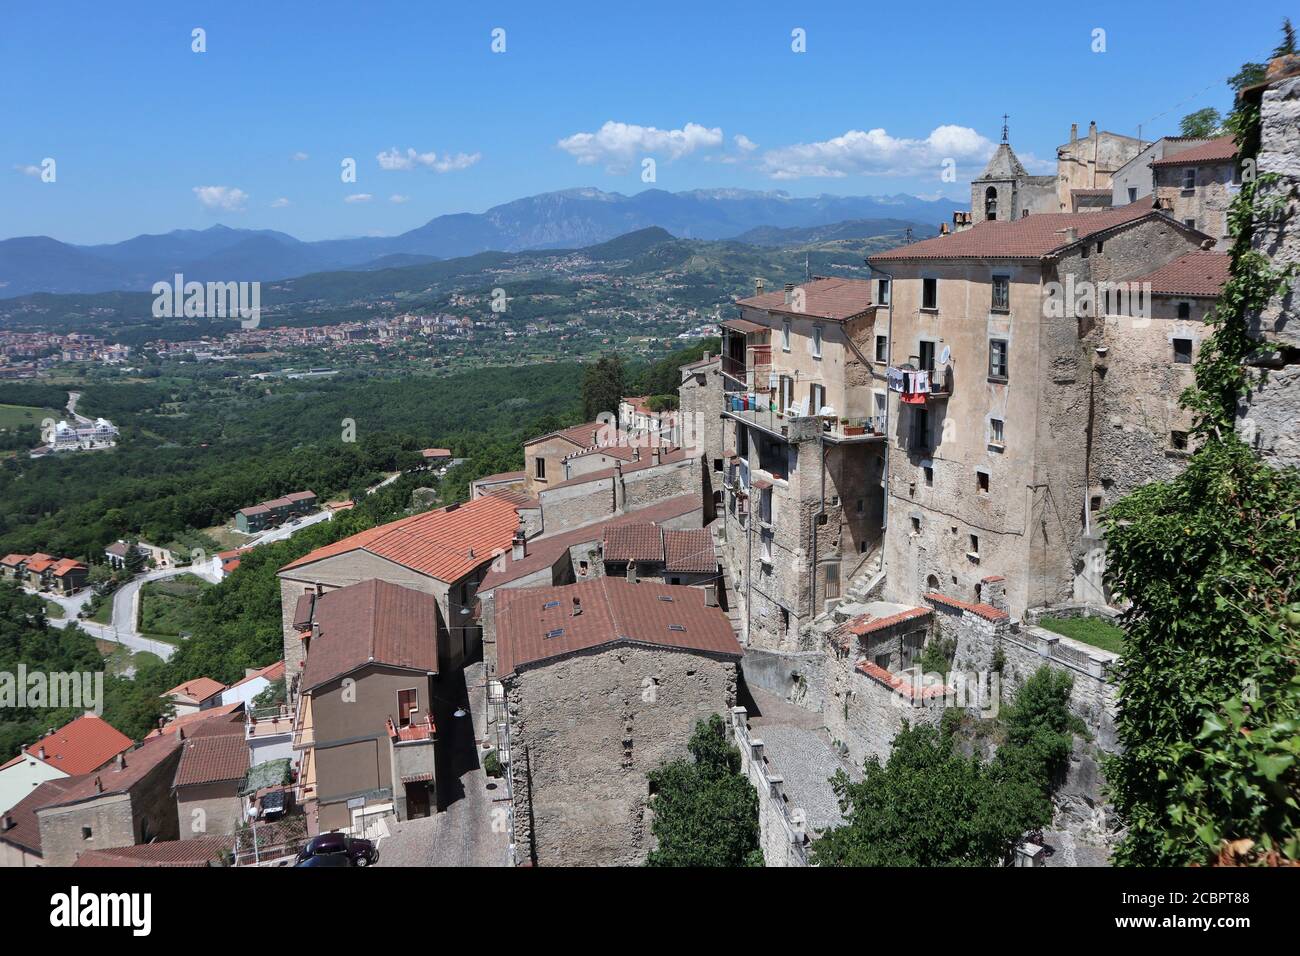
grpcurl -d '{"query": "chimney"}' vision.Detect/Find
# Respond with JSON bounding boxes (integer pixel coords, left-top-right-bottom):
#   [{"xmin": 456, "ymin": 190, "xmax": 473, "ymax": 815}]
[
  {"xmin": 783, "ymin": 282, "xmax": 795, "ymax": 305},
  {"xmin": 939, "ymin": 222, "xmax": 950, "ymax": 236},
  {"xmin": 626, "ymin": 561, "xmax": 638, "ymax": 584},
  {"xmin": 754, "ymin": 278, "xmax": 764, "ymax": 296},
  {"xmin": 115, "ymin": 752, "xmax": 125, "ymax": 771},
  {"xmin": 1, "ymin": 813, "xmax": 13, "ymax": 832},
  {"xmin": 704, "ymin": 584, "xmax": 719, "ymax": 608},
  {"xmin": 1070, "ymin": 122, "xmax": 1078, "ymax": 142},
  {"xmin": 93, "ymin": 776, "xmax": 103, "ymax": 794},
  {"xmin": 178, "ymin": 727, "xmax": 185, "ymax": 740},
  {"xmin": 1088, "ymin": 120, "xmax": 1097, "ymax": 138},
  {"xmin": 37, "ymin": 746, "xmax": 46, "ymax": 760},
  {"xmin": 651, "ymin": 444, "xmax": 661, "ymax": 465},
  {"xmin": 512, "ymin": 524, "xmax": 527, "ymax": 561},
  {"xmin": 1062, "ymin": 226, "xmax": 1078, "ymax": 243},
  {"xmin": 572, "ymin": 597, "xmax": 582, "ymax": 616}
]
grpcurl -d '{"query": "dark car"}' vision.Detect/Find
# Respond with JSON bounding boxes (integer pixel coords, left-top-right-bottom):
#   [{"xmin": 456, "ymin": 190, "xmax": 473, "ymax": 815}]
[
  {"xmin": 295, "ymin": 832, "xmax": 378, "ymax": 866},
  {"xmin": 294, "ymin": 853, "xmax": 352, "ymax": 867}
]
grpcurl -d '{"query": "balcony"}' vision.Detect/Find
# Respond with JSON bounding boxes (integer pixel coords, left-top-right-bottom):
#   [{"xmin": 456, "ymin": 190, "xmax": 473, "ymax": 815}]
[
  {"xmin": 291, "ymin": 694, "xmax": 315, "ymax": 751},
  {"xmin": 724, "ymin": 396, "xmax": 887, "ymax": 446},
  {"xmin": 246, "ymin": 704, "xmax": 294, "ymax": 741}
]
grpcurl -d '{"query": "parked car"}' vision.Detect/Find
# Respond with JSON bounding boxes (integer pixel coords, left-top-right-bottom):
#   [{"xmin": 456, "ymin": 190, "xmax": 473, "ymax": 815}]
[
  {"xmin": 295, "ymin": 832, "xmax": 378, "ymax": 866},
  {"xmin": 294, "ymin": 853, "xmax": 352, "ymax": 867}
]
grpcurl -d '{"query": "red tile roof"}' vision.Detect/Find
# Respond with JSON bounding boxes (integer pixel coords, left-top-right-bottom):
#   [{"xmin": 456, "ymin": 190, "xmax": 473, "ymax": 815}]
[
  {"xmin": 870, "ymin": 199, "xmax": 1169, "ymax": 261},
  {"xmin": 24, "ymin": 555, "xmax": 55, "ymax": 573},
  {"xmin": 603, "ymin": 523, "xmax": 665, "ymax": 563},
  {"xmin": 51, "ymin": 558, "xmax": 86, "ymax": 577},
  {"xmin": 540, "ymin": 446, "xmax": 688, "ymax": 493},
  {"xmin": 40, "ymin": 733, "xmax": 183, "ymax": 809},
  {"xmin": 301, "ymin": 579, "xmax": 439, "ymax": 692},
  {"xmin": 855, "ymin": 661, "xmax": 950, "ymax": 701},
  {"xmin": 1131, "ymin": 250, "xmax": 1230, "ymax": 298},
  {"xmin": 146, "ymin": 702, "xmax": 245, "ymax": 739},
  {"xmin": 496, "ymin": 578, "xmax": 742, "ymax": 674},
  {"xmin": 280, "ymin": 495, "xmax": 518, "ymax": 583},
  {"xmin": 925, "ymin": 592, "xmax": 1009, "ymax": 622},
  {"xmin": 173, "ymin": 730, "xmax": 250, "ymax": 788},
  {"xmin": 524, "ymin": 421, "xmax": 610, "ymax": 450},
  {"xmin": 161, "ymin": 677, "xmax": 227, "ymax": 704},
  {"xmin": 0, "ymin": 775, "xmax": 86, "ymax": 856},
  {"xmin": 226, "ymin": 660, "xmax": 286, "ymax": 690},
  {"xmin": 422, "ymin": 448, "xmax": 452, "ymax": 458},
  {"xmin": 663, "ymin": 529, "xmax": 716, "ymax": 574},
  {"xmin": 285, "ymin": 490, "xmax": 317, "ymax": 502},
  {"xmin": 736, "ymin": 276, "xmax": 876, "ymax": 322},
  {"xmin": 1, "ymin": 553, "xmax": 29, "ymax": 566},
  {"xmin": 21, "ymin": 714, "xmax": 133, "ymax": 774},
  {"xmin": 835, "ymin": 607, "xmax": 932, "ymax": 648},
  {"xmin": 1150, "ymin": 135, "xmax": 1237, "ymax": 167},
  {"xmin": 479, "ymin": 494, "xmax": 700, "ymax": 590},
  {"xmin": 720, "ymin": 318, "xmax": 770, "ymax": 335},
  {"xmin": 73, "ymin": 836, "xmax": 233, "ymax": 867},
  {"xmin": 473, "ymin": 470, "xmax": 526, "ymax": 485},
  {"xmin": 239, "ymin": 505, "xmax": 271, "ymax": 516}
]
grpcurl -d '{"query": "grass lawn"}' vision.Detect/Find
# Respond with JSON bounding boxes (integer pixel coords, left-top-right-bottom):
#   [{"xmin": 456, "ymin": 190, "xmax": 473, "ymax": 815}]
[
  {"xmin": 199, "ymin": 523, "xmax": 253, "ymax": 551},
  {"xmin": 0, "ymin": 402, "xmax": 60, "ymax": 431},
  {"xmin": 96, "ymin": 641, "xmax": 162, "ymax": 675},
  {"xmin": 1037, "ymin": 615, "xmax": 1126, "ymax": 655},
  {"xmin": 138, "ymin": 573, "xmax": 212, "ymax": 640},
  {"xmin": 42, "ymin": 599, "xmax": 64, "ymax": 619},
  {"xmin": 88, "ymin": 597, "xmax": 114, "ymax": 625}
]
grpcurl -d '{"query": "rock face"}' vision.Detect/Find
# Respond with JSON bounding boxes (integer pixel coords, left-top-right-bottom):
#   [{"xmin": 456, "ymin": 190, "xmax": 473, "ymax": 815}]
[{"xmin": 1239, "ymin": 57, "xmax": 1300, "ymax": 470}]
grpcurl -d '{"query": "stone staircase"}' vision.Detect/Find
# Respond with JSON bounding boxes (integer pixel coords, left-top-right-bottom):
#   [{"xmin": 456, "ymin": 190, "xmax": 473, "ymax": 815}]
[{"xmin": 800, "ymin": 546, "xmax": 886, "ymax": 647}]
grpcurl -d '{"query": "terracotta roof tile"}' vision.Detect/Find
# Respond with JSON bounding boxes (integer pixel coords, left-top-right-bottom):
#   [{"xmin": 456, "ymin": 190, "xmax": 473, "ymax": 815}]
[
  {"xmin": 73, "ymin": 836, "xmax": 233, "ymax": 867},
  {"xmin": 0, "ymin": 775, "xmax": 86, "ymax": 856},
  {"xmin": 855, "ymin": 661, "xmax": 950, "ymax": 701},
  {"xmin": 525, "ymin": 421, "xmax": 610, "ymax": 449},
  {"xmin": 1131, "ymin": 250, "xmax": 1230, "ymax": 298},
  {"xmin": 173, "ymin": 731, "xmax": 250, "ymax": 788},
  {"xmin": 663, "ymin": 529, "xmax": 716, "ymax": 574},
  {"xmin": 161, "ymin": 677, "xmax": 227, "ymax": 704},
  {"xmin": 21, "ymin": 714, "xmax": 132, "ymax": 775},
  {"xmin": 603, "ymin": 523, "xmax": 664, "ymax": 563},
  {"xmin": 925, "ymin": 591, "xmax": 1009, "ymax": 622},
  {"xmin": 40, "ymin": 733, "xmax": 183, "ymax": 809},
  {"xmin": 870, "ymin": 199, "xmax": 1168, "ymax": 261},
  {"xmin": 147, "ymin": 702, "xmax": 244, "ymax": 739},
  {"xmin": 835, "ymin": 606, "xmax": 932, "ymax": 644},
  {"xmin": 301, "ymin": 579, "xmax": 439, "ymax": 692},
  {"xmin": 51, "ymin": 558, "xmax": 86, "ymax": 577},
  {"xmin": 1, "ymin": 553, "xmax": 28, "ymax": 566},
  {"xmin": 736, "ymin": 276, "xmax": 876, "ymax": 322},
  {"xmin": 496, "ymin": 578, "xmax": 742, "ymax": 675},
  {"xmin": 1150, "ymin": 135, "xmax": 1237, "ymax": 167},
  {"xmin": 540, "ymin": 446, "xmax": 688, "ymax": 493},
  {"xmin": 280, "ymin": 495, "xmax": 518, "ymax": 583}
]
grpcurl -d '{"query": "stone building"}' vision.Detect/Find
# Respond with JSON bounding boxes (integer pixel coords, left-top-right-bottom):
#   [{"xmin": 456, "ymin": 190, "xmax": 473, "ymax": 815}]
[
  {"xmin": 33, "ymin": 733, "xmax": 183, "ymax": 867},
  {"xmin": 715, "ymin": 277, "xmax": 889, "ymax": 652},
  {"xmin": 971, "ymin": 140, "xmax": 1057, "ymax": 224},
  {"xmin": 868, "ymin": 200, "xmax": 1217, "ymax": 617},
  {"xmin": 1237, "ymin": 53, "xmax": 1300, "ymax": 469},
  {"xmin": 495, "ymin": 578, "xmax": 742, "ymax": 866},
  {"xmin": 1055, "ymin": 122, "xmax": 1146, "ymax": 211},
  {"xmin": 1110, "ymin": 136, "xmax": 1213, "ymax": 206},
  {"xmin": 1152, "ymin": 134, "xmax": 1239, "ymax": 249},
  {"xmin": 277, "ymin": 494, "xmax": 518, "ymax": 698},
  {"xmin": 172, "ymin": 715, "xmax": 250, "ymax": 839}
]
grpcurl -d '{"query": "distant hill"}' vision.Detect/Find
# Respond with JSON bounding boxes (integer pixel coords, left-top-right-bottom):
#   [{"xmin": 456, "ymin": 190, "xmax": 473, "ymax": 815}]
[
  {"xmin": 733, "ymin": 218, "xmax": 930, "ymax": 247},
  {"xmin": 0, "ymin": 188, "xmax": 954, "ymax": 299}
]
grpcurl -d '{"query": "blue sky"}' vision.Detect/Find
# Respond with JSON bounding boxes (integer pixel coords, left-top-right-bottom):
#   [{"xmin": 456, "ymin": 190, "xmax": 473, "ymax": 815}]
[{"xmin": 2, "ymin": 0, "xmax": 1290, "ymax": 244}]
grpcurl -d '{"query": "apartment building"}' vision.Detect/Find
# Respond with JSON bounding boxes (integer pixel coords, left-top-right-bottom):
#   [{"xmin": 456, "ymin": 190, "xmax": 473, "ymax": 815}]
[
  {"xmin": 716, "ymin": 277, "xmax": 888, "ymax": 650},
  {"xmin": 868, "ymin": 199, "xmax": 1216, "ymax": 618},
  {"xmin": 1110, "ymin": 136, "xmax": 1215, "ymax": 206},
  {"xmin": 1152, "ymin": 135, "xmax": 1239, "ymax": 249}
]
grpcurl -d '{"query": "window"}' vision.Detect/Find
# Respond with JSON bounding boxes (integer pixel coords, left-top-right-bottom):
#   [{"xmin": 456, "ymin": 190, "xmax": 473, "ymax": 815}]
[
  {"xmin": 911, "ymin": 516, "xmax": 922, "ymax": 534},
  {"xmin": 919, "ymin": 340, "xmax": 935, "ymax": 373},
  {"xmin": 969, "ymin": 534, "xmax": 980, "ymax": 557},
  {"xmin": 545, "ymin": 627, "xmax": 566, "ymax": 639},
  {"xmin": 578, "ymin": 560, "xmax": 589, "ymax": 575},
  {"xmin": 778, "ymin": 374, "xmax": 794, "ymax": 415},
  {"xmin": 875, "ymin": 334, "xmax": 888, "ymax": 363},
  {"xmin": 1096, "ymin": 241, "xmax": 1104, "ymax": 254},
  {"xmin": 1082, "ymin": 243, "xmax": 1090, "ymax": 259},
  {"xmin": 811, "ymin": 324, "xmax": 823, "ymax": 359},
  {"xmin": 781, "ymin": 319, "xmax": 791, "ymax": 352},
  {"xmin": 760, "ymin": 530, "xmax": 773, "ymax": 563},
  {"xmin": 923, "ymin": 465, "xmax": 934, "ymax": 486},
  {"xmin": 988, "ymin": 339, "xmax": 1009, "ymax": 380},
  {"xmin": 991, "ymin": 275, "xmax": 1009, "ymax": 312},
  {"xmin": 737, "ymin": 425, "xmax": 749, "ymax": 457},
  {"xmin": 856, "ymin": 498, "xmax": 865, "ymax": 515},
  {"xmin": 1182, "ymin": 168, "xmax": 1196, "ymax": 191},
  {"xmin": 1090, "ymin": 495, "xmax": 1103, "ymax": 512},
  {"xmin": 713, "ymin": 458, "xmax": 723, "ymax": 473},
  {"xmin": 1173, "ymin": 337, "xmax": 1193, "ymax": 364},
  {"xmin": 397, "ymin": 688, "xmax": 419, "ymax": 726},
  {"xmin": 759, "ymin": 487, "xmax": 773, "ymax": 525},
  {"xmin": 984, "ymin": 186, "xmax": 998, "ymax": 221},
  {"xmin": 1184, "ymin": 218, "xmax": 1197, "ymax": 229},
  {"xmin": 1177, "ymin": 301, "xmax": 1191, "ymax": 320},
  {"xmin": 977, "ymin": 470, "xmax": 990, "ymax": 494},
  {"xmin": 1128, "ymin": 186, "xmax": 1138, "ymax": 203},
  {"xmin": 1171, "ymin": 430, "xmax": 1189, "ymax": 451},
  {"xmin": 877, "ymin": 278, "xmax": 891, "ymax": 306},
  {"xmin": 990, "ymin": 417, "xmax": 1005, "ymax": 445},
  {"xmin": 922, "ymin": 277, "xmax": 938, "ymax": 311},
  {"xmin": 82, "ymin": 826, "xmax": 93, "ymax": 841},
  {"xmin": 533, "ymin": 456, "xmax": 546, "ymax": 481},
  {"xmin": 824, "ymin": 563, "xmax": 840, "ymax": 599},
  {"xmin": 809, "ymin": 383, "xmax": 826, "ymax": 415},
  {"xmin": 911, "ymin": 407, "xmax": 930, "ymax": 451}
]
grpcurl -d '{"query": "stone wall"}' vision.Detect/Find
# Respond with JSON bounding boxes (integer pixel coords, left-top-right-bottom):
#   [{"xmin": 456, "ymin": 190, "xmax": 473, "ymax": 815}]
[
  {"xmin": 505, "ymin": 643, "xmax": 737, "ymax": 866},
  {"xmin": 177, "ymin": 783, "xmax": 244, "ymax": 837},
  {"xmin": 728, "ymin": 707, "xmax": 809, "ymax": 867},
  {"xmin": 823, "ymin": 648, "xmax": 948, "ymax": 769},
  {"xmin": 740, "ymin": 647, "xmax": 827, "ymax": 713}
]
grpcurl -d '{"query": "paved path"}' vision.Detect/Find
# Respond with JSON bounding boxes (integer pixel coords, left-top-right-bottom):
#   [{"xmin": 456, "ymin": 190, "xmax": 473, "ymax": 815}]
[{"xmin": 377, "ymin": 661, "xmax": 507, "ymax": 867}]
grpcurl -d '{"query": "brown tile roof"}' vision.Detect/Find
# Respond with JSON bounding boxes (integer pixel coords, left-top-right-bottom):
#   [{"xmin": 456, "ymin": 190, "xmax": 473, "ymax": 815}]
[
  {"xmin": 871, "ymin": 199, "xmax": 1168, "ymax": 261},
  {"xmin": 735, "ymin": 276, "xmax": 876, "ymax": 322},
  {"xmin": 496, "ymin": 578, "xmax": 742, "ymax": 675},
  {"xmin": 421, "ymin": 448, "xmax": 452, "ymax": 458},
  {"xmin": 0, "ymin": 775, "xmax": 86, "ymax": 856},
  {"xmin": 1150, "ymin": 135, "xmax": 1237, "ymax": 167},
  {"xmin": 51, "ymin": 558, "xmax": 86, "ymax": 577},
  {"xmin": 603, "ymin": 523, "xmax": 665, "ymax": 563},
  {"xmin": 73, "ymin": 836, "xmax": 233, "ymax": 867},
  {"xmin": 21, "ymin": 714, "xmax": 133, "ymax": 774},
  {"xmin": 483, "ymin": 487, "xmax": 540, "ymax": 509},
  {"xmin": 479, "ymin": 494, "xmax": 701, "ymax": 590},
  {"xmin": 562, "ymin": 442, "xmax": 640, "ymax": 464},
  {"xmin": 301, "ymin": 579, "xmax": 439, "ymax": 692},
  {"xmin": 173, "ymin": 730, "xmax": 250, "ymax": 788},
  {"xmin": 856, "ymin": 661, "xmax": 949, "ymax": 701},
  {"xmin": 663, "ymin": 528, "xmax": 717, "ymax": 574},
  {"xmin": 1131, "ymin": 250, "xmax": 1230, "ymax": 298},
  {"xmin": 720, "ymin": 318, "xmax": 770, "ymax": 335},
  {"xmin": 0, "ymin": 553, "xmax": 27, "ymax": 566},
  {"xmin": 146, "ymin": 702, "xmax": 244, "ymax": 739},
  {"xmin": 285, "ymin": 490, "xmax": 317, "ymax": 501},
  {"xmin": 524, "ymin": 421, "xmax": 609, "ymax": 449},
  {"xmin": 540, "ymin": 446, "xmax": 688, "ymax": 493},
  {"xmin": 280, "ymin": 495, "xmax": 518, "ymax": 583},
  {"xmin": 835, "ymin": 607, "xmax": 932, "ymax": 647},
  {"xmin": 161, "ymin": 677, "xmax": 227, "ymax": 704},
  {"xmin": 104, "ymin": 542, "xmax": 129, "ymax": 558},
  {"xmin": 40, "ymin": 733, "xmax": 183, "ymax": 809},
  {"xmin": 679, "ymin": 355, "xmax": 719, "ymax": 370},
  {"xmin": 925, "ymin": 591, "xmax": 1009, "ymax": 622},
  {"xmin": 226, "ymin": 660, "xmax": 286, "ymax": 690},
  {"xmin": 473, "ymin": 469, "xmax": 526, "ymax": 485},
  {"xmin": 239, "ymin": 504, "xmax": 271, "ymax": 516}
]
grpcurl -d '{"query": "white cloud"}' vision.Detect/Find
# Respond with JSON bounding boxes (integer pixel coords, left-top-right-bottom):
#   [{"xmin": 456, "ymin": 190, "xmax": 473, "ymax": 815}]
[
  {"xmin": 734, "ymin": 134, "xmax": 759, "ymax": 152},
  {"xmin": 758, "ymin": 125, "xmax": 998, "ymax": 180},
  {"xmin": 389, "ymin": 194, "xmax": 410, "ymax": 204},
  {"xmin": 15, "ymin": 164, "xmax": 42, "ymax": 177},
  {"xmin": 292, "ymin": 151, "xmax": 309, "ymax": 161},
  {"xmin": 192, "ymin": 185, "xmax": 249, "ymax": 211},
  {"xmin": 557, "ymin": 121, "xmax": 724, "ymax": 171},
  {"xmin": 270, "ymin": 197, "xmax": 291, "ymax": 208},
  {"xmin": 344, "ymin": 193, "xmax": 373, "ymax": 203},
  {"xmin": 376, "ymin": 147, "xmax": 481, "ymax": 172}
]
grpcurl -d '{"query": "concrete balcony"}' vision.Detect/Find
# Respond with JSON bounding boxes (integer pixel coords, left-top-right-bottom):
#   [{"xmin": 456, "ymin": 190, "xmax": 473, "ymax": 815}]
[{"xmin": 723, "ymin": 400, "xmax": 887, "ymax": 446}]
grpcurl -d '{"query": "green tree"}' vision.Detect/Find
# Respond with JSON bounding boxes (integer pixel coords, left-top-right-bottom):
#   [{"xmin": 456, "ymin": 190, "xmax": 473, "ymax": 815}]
[
  {"xmin": 1179, "ymin": 108, "xmax": 1221, "ymax": 138},
  {"xmin": 645, "ymin": 714, "xmax": 762, "ymax": 867},
  {"xmin": 581, "ymin": 353, "xmax": 626, "ymax": 422}
]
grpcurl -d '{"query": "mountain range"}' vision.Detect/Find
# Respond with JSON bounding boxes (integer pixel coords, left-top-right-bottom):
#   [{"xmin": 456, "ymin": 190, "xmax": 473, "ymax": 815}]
[{"xmin": 0, "ymin": 188, "xmax": 950, "ymax": 299}]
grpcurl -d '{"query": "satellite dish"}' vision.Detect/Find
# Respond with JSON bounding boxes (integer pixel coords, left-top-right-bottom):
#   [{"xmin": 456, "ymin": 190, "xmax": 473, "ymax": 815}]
[{"xmin": 938, "ymin": 345, "xmax": 951, "ymax": 365}]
